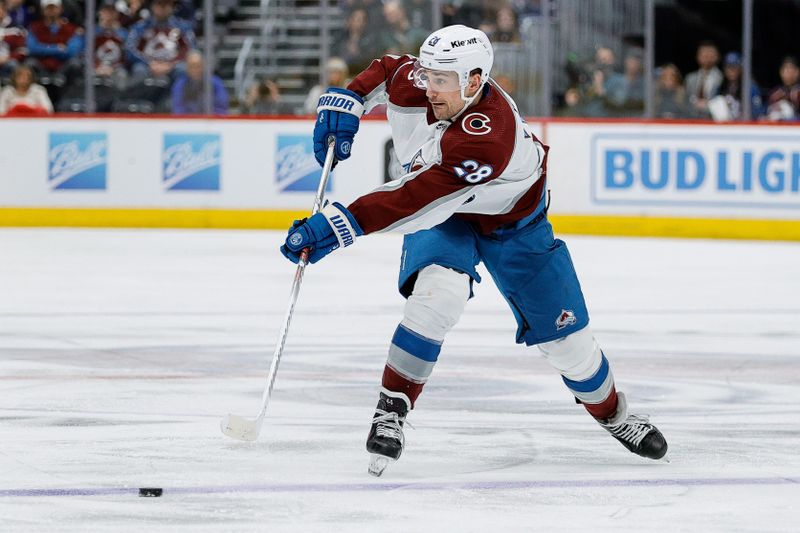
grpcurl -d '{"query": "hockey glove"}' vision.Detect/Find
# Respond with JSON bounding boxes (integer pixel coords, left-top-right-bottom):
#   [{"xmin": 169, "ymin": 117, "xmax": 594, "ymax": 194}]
[
  {"xmin": 313, "ymin": 87, "xmax": 364, "ymax": 167},
  {"xmin": 280, "ymin": 202, "xmax": 364, "ymax": 264}
]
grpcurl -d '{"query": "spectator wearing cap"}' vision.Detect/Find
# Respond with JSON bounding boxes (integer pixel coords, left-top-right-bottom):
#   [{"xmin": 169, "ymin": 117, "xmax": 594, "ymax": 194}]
[
  {"xmin": 170, "ymin": 50, "xmax": 228, "ymax": 115},
  {"xmin": 304, "ymin": 57, "xmax": 349, "ymax": 114},
  {"xmin": 764, "ymin": 55, "xmax": 800, "ymax": 122},
  {"xmin": 708, "ymin": 52, "xmax": 763, "ymax": 121},
  {"xmin": 0, "ymin": 1, "xmax": 28, "ymax": 80},
  {"xmin": 0, "ymin": 63, "xmax": 52, "ymax": 115},
  {"xmin": 684, "ymin": 40, "xmax": 723, "ymax": 118},
  {"xmin": 26, "ymin": 0, "xmax": 84, "ymax": 81},
  {"xmin": 125, "ymin": 0, "xmax": 196, "ymax": 85}
]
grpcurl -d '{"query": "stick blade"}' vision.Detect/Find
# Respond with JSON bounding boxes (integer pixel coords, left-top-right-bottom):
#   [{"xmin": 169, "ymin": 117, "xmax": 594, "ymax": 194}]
[{"xmin": 220, "ymin": 413, "xmax": 262, "ymax": 442}]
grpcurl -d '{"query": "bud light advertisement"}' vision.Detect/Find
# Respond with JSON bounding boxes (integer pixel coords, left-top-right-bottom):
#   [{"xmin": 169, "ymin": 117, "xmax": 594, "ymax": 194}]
[
  {"xmin": 591, "ymin": 132, "xmax": 800, "ymax": 209},
  {"xmin": 162, "ymin": 133, "xmax": 221, "ymax": 191},
  {"xmin": 48, "ymin": 133, "xmax": 108, "ymax": 190},
  {"xmin": 276, "ymin": 134, "xmax": 333, "ymax": 192}
]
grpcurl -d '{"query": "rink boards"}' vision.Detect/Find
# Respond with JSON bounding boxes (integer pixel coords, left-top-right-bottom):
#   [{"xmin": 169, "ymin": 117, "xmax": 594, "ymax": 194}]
[{"xmin": 0, "ymin": 115, "xmax": 798, "ymax": 240}]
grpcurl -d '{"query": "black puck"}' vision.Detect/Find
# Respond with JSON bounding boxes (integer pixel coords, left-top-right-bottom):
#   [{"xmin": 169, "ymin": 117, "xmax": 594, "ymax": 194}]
[{"xmin": 138, "ymin": 488, "xmax": 163, "ymax": 497}]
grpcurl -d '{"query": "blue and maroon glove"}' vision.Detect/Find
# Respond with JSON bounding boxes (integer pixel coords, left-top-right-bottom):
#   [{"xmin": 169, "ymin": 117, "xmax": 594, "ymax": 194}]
[
  {"xmin": 313, "ymin": 88, "xmax": 364, "ymax": 167},
  {"xmin": 280, "ymin": 202, "xmax": 364, "ymax": 264}
]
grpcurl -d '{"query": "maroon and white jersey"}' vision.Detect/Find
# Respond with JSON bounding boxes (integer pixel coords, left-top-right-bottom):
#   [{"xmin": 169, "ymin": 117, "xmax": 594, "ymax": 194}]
[
  {"xmin": 346, "ymin": 54, "xmax": 548, "ymax": 236},
  {"xmin": 0, "ymin": 24, "xmax": 28, "ymax": 63}
]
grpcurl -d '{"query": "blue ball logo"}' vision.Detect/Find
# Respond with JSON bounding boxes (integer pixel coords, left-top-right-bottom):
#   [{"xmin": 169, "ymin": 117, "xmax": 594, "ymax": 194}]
[{"xmin": 289, "ymin": 233, "xmax": 303, "ymax": 247}]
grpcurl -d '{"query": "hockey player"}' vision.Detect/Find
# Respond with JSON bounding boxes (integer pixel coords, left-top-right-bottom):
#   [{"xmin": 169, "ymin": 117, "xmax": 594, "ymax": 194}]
[{"xmin": 281, "ymin": 25, "xmax": 668, "ymax": 476}]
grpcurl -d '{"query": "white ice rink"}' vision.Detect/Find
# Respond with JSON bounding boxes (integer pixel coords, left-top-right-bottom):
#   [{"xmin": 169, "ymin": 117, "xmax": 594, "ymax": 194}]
[{"xmin": 1, "ymin": 228, "xmax": 798, "ymax": 532}]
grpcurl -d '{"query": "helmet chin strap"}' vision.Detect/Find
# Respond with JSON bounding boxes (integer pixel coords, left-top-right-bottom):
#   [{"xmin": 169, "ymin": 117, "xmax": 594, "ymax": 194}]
[{"xmin": 449, "ymin": 81, "xmax": 485, "ymax": 122}]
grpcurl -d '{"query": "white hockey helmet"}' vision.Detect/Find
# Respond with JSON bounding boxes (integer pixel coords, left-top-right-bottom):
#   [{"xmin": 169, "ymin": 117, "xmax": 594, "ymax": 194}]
[{"xmin": 414, "ymin": 25, "xmax": 494, "ymax": 96}]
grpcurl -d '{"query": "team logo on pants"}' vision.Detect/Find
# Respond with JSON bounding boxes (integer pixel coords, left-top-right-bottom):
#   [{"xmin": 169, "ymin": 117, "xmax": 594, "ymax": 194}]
[{"xmin": 555, "ymin": 309, "xmax": 577, "ymax": 330}]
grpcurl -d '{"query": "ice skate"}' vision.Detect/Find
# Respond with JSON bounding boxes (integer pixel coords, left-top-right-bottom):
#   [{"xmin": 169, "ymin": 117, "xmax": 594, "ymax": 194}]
[
  {"xmin": 597, "ymin": 392, "xmax": 668, "ymax": 461},
  {"xmin": 366, "ymin": 389, "xmax": 410, "ymax": 477}
]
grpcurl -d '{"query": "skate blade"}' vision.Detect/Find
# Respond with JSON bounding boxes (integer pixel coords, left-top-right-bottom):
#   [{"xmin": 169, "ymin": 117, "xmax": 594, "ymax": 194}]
[
  {"xmin": 220, "ymin": 413, "xmax": 262, "ymax": 442},
  {"xmin": 659, "ymin": 454, "xmax": 671, "ymax": 464},
  {"xmin": 368, "ymin": 454, "xmax": 394, "ymax": 477}
]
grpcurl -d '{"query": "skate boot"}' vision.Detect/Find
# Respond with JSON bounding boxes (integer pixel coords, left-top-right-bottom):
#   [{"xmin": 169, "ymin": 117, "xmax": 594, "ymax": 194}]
[
  {"xmin": 366, "ymin": 389, "xmax": 411, "ymax": 477},
  {"xmin": 597, "ymin": 392, "xmax": 668, "ymax": 460}
]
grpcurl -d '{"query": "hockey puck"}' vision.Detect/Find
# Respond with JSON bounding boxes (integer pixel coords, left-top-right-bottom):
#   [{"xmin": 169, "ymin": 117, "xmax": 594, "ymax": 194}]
[{"xmin": 138, "ymin": 488, "xmax": 163, "ymax": 497}]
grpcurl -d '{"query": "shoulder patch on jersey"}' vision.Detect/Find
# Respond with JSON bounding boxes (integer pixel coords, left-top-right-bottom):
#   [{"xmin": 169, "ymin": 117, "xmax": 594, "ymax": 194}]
[{"xmin": 461, "ymin": 112, "xmax": 492, "ymax": 136}]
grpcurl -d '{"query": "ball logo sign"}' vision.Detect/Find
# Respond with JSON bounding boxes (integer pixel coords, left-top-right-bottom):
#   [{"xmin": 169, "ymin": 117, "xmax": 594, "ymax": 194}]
[
  {"xmin": 162, "ymin": 134, "xmax": 221, "ymax": 191},
  {"xmin": 276, "ymin": 134, "xmax": 333, "ymax": 192},
  {"xmin": 48, "ymin": 133, "xmax": 108, "ymax": 190}
]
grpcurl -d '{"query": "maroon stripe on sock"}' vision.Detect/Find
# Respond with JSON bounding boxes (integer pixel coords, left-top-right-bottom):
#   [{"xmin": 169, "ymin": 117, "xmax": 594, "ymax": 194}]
[
  {"xmin": 382, "ymin": 365, "xmax": 424, "ymax": 408},
  {"xmin": 582, "ymin": 386, "xmax": 619, "ymax": 419}
]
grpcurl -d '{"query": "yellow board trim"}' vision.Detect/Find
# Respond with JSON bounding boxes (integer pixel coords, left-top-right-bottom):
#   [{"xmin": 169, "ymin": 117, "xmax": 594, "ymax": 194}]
[{"xmin": 0, "ymin": 208, "xmax": 798, "ymax": 241}]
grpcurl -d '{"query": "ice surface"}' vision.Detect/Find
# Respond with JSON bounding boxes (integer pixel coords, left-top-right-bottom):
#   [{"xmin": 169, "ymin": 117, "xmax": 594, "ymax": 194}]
[{"xmin": 1, "ymin": 228, "xmax": 798, "ymax": 532}]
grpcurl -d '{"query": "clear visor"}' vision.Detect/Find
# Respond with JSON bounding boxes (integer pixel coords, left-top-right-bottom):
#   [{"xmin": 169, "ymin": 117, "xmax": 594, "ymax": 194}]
[{"xmin": 412, "ymin": 61, "xmax": 462, "ymax": 92}]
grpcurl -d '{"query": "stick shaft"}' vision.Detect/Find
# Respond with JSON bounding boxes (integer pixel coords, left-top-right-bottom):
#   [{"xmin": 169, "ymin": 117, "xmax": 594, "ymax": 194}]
[{"xmin": 254, "ymin": 142, "xmax": 336, "ymax": 421}]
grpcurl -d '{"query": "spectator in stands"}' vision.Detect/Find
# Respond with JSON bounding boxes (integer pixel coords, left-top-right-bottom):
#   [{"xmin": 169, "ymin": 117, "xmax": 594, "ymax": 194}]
[
  {"xmin": 558, "ymin": 86, "xmax": 584, "ymax": 117},
  {"xmin": 334, "ymin": 7, "xmax": 376, "ymax": 76},
  {"xmin": 340, "ymin": 0, "xmax": 383, "ymax": 30},
  {"xmin": 605, "ymin": 49, "xmax": 645, "ymax": 117},
  {"xmin": 581, "ymin": 46, "xmax": 618, "ymax": 116},
  {"xmin": 403, "ymin": 0, "xmax": 432, "ymax": 32},
  {"xmin": 5, "ymin": 0, "xmax": 33, "ymax": 28},
  {"xmin": 0, "ymin": 63, "xmax": 52, "ymax": 114},
  {"xmin": 708, "ymin": 52, "xmax": 763, "ymax": 121},
  {"xmin": 304, "ymin": 56, "xmax": 349, "ymax": 114},
  {"xmin": 26, "ymin": 0, "xmax": 84, "ymax": 84},
  {"xmin": 654, "ymin": 63, "xmax": 688, "ymax": 119},
  {"xmin": 764, "ymin": 55, "xmax": 800, "ymax": 122},
  {"xmin": 94, "ymin": 3, "xmax": 128, "ymax": 89},
  {"xmin": 684, "ymin": 40, "xmax": 723, "ymax": 118},
  {"xmin": 171, "ymin": 49, "xmax": 228, "ymax": 114},
  {"xmin": 492, "ymin": 6, "xmax": 521, "ymax": 44},
  {"xmin": 119, "ymin": 0, "xmax": 149, "ymax": 28},
  {"xmin": 125, "ymin": 0, "xmax": 196, "ymax": 85},
  {"xmin": 379, "ymin": 0, "xmax": 427, "ymax": 55},
  {"xmin": 241, "ymin": 76, "xmax": 282, "ymax": 115},
  {"xmin": 0, "ymin": 1, "xmax": 28, "ymax": 80}
]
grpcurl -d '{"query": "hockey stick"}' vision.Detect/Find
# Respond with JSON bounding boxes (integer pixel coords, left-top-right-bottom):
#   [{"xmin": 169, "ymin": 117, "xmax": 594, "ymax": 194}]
[{"xmin": 221, "ymin": 140, "xmax": 336, "ymax": 441}]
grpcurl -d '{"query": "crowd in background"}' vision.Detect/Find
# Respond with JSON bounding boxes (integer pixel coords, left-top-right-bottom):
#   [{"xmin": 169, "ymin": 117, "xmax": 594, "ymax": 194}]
[
  {"xmin": 1, "ymin": 0, "xmax": 798, "ymax": 121},
  {"xmin": 0, "ymin": 0, "xmax": 228, "ymax": 115},
  {"xmin": 559, "ymin": 39, "xmax": 800, "ymax": 122}
]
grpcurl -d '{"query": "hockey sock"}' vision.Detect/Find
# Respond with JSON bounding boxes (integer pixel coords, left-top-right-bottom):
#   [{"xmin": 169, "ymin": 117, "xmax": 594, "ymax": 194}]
[
  {"xmin": 382, "ymin": 365, "xmax": 425, "ymax": 408},
  {"xmin": 561, "ymin": 352, "xmax": 619, "ymax": 420}
]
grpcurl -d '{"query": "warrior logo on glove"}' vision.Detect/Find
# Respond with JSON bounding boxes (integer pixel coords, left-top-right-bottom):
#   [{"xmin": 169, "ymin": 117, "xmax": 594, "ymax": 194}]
[{"xmin": 313, "ymin": 88, "xmax": 365, "ymax": 167}]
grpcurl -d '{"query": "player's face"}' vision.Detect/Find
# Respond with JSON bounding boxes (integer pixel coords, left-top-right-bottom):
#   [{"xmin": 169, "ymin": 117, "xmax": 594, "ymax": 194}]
[{"xmin": 423, "ymin": 70, "xmax": 464, "ymax": 119}]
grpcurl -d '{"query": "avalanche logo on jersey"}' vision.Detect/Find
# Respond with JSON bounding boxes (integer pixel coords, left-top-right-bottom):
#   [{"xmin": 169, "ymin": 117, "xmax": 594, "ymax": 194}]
[
  {"xmin": 402, "ymin": 148, "xmax": 427, "ymax": 173},
  {"xmin": 162, "ymin": 134, "xmax": 221, "ymax": 191},
  {"xmin": 555, "ymin": 309, "xmax": 577, "ymax": 330},
  {"xmin": 48, "ymin": 133, "xmax": 108, "ymax": 190},
  {"xmin": 276, "ymin": 134, "xmax": 333, "ymax": 192},
  {"xmin": 461, "ymin": 112, "xmax": 492, "ymax": 135}
]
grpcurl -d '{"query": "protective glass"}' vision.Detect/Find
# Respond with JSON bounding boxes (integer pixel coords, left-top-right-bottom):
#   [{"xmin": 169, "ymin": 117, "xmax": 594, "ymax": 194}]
[{"xmin": 412, "ymin": 61, "xmax": 462, "ymax": 92}]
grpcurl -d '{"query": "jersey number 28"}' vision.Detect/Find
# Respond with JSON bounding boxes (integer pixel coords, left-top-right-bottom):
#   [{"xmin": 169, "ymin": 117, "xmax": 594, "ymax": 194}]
[{"xmin": 454, "ymin": 160, "xmax": 493, "ymax": 183}]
